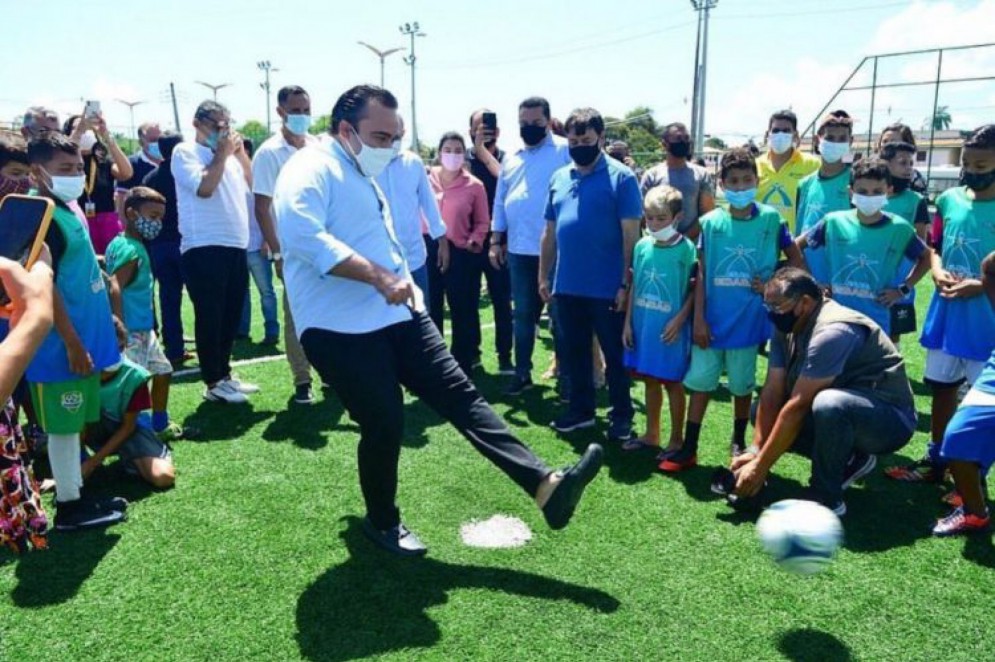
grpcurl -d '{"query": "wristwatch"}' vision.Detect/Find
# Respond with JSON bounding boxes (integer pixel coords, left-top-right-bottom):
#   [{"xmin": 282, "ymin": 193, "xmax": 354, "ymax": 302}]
[
  {"xmin": 269, "ymin": 252, "xmax": 283, "ymax": 262},
  {"xmin": 898, "ymin": 283, "xmax": 911, "ymax": 296}
]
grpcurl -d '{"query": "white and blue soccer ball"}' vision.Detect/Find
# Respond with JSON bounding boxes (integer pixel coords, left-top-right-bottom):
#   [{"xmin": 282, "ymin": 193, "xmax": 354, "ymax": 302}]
[{"xmin": 756, "ymin": 499, "xmax": 843, "ymax": 576}]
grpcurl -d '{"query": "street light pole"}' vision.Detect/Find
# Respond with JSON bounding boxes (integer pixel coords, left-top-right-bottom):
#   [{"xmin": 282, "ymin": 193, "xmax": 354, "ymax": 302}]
[
  {"xmin": 257, "ymin": 60, "xmax": 279, "ymax": 135},
  {"xmin": 689, "ymin": 1, "xmax": 718, "ymax": 153},
  {"xmin": 357, "ymin": 42, "xmax": 406, "ymax": 88},
  {"xmin": 115, "ymin": 98, "xmax": 145, "ymax": 141},
  {"xmin": 195, "ymin": 81, "xmax": 231, "ymax": 101},
  {"xmin": 399, "ymin": 22, "xmax": 426, "ymax": 152}
]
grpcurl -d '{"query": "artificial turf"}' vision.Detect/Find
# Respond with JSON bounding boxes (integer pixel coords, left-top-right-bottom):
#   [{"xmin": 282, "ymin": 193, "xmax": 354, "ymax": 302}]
[{"xmin": 1, "ymin": 279, "xmax": 993, "ymax": 661}]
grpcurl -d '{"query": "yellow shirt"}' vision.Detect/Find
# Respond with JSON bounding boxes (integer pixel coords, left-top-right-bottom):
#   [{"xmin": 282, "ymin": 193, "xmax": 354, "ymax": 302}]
[{"xmin": 757, "ymin": 149, "xmax": 821, "ymax": 232}]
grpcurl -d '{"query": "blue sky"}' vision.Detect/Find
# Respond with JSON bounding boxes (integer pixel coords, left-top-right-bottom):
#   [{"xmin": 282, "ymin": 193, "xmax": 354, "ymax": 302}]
[{"xmin": 2, "ymin": 0, "xmax": 993, "ymax": 150}]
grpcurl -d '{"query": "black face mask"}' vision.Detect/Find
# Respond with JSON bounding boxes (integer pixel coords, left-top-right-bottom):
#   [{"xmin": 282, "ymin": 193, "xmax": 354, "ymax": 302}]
[
  {"xmin": 960, "ymin": 169, "xmax": 995, "ymax": 192},
  {"xmin": 666, "ymin": 140, "xmax": 691, "ymax": 158},
  {"xmin": 767, "ymin": 309, "xmax": 799, "ymax": 334},
  {"xmin": 570, "ymin": 144, "xmax": 601, "ymax": 167},
  {"xmin": 520, "ymin": 125, "xmax": 547, "ymax": 147},
  {"xmin": 890, "ymin": 174, "xmax": 911, "ymax": 194}
]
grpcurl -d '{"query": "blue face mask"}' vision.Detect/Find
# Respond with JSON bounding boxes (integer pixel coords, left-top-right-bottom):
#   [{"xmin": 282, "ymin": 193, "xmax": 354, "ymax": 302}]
[
  {"xmin": 205, "ymin": 131, "xmax": 220, "ymax": 151},
  {"xmin": 285, "ymin": 114, "xmax": 312, "ymax": 137},
  {"xmin": 147, "ymin": 142, "xmax": 162, "ymax": 160},
  {"xmin": 725, "ymin": 187, "xmax": 757, "ymax": 209}
]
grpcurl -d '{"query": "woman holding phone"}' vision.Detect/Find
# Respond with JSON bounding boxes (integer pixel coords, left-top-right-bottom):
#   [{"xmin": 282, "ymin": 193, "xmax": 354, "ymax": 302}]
[{"xmin": 64, "ymin": 110, "xmax": 134, "ymax": 254}]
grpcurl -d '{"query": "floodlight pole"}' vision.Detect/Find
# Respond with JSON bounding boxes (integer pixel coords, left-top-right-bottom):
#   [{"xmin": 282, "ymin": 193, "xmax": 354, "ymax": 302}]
[
  {"xmin": 925, "ymin": 49, "xmax": 944, "ymax": 193},
  {"xmin": 116, "ymin": 98, "xmax": 144, "ymax": 141},
  {"xmin": 358, "ymin": 42, "xmax": 406, "ymax": 88},
  {"xmin": 400, "ymin": 22, "xmax": 426, "ymax": 152},
  {"xmin": 690, "ymin": 1, "xmax": 718, "ymax": 153},
  {"xmin": 258, "ymin": 60, "xmax": 279, "ymax": 135}
]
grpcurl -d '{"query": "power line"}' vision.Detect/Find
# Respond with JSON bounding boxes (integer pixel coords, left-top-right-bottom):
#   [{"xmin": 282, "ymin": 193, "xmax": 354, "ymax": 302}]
[{"xmin": 716, "ymin": 0, "xmax": 911, "ymax": 20}]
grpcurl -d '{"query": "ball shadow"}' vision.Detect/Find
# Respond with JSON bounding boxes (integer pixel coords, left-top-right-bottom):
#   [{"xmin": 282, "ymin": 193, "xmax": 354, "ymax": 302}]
[{"xmin": 777, "ymin": 627, "xmax": 854, "ymax": 662}]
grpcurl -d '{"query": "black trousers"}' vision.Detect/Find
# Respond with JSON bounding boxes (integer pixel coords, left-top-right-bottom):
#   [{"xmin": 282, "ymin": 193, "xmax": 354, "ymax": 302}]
[
  {"xmin": 424, "ymin": 235, "xmax": 446, "ymax": 334},
  {"xmin": 181, "ymin": 246, "xmax": 249, "ymax": 385},
  {"xmin": 445, "ymin": 245, "xmax": 485, "ymax": 372},
  {"xmin": 301, "ymin": 311, "xmax": 551, "ymax": 530},
  {"xmin": 481, "ymin": 236, "xmax": 513, "ymax": 364}
]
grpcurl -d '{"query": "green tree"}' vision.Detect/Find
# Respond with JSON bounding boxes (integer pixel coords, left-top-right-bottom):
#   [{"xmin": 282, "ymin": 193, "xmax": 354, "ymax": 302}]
[
  {"xmin": 238, "ymin": 119, "xmax": 269, "ymax": 146},
  {"xmin": 605, "ymin": 106, "xmax": 663, "ymax": 169},
  {"xmin": 925, "ymin": 105, "xmax": 952, "ymax": 131},
  {"xmin": 310, "ymin": 115, "xmax": 331, "ymax": 136},
  {"xmin": 704, "ymin": 136, "xmax": 727, "ymax": 150}
]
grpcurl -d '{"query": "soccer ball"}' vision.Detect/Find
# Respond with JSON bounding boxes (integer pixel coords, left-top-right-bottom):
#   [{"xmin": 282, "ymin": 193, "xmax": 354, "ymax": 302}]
[{"xmin": 756, "ymin": 499, "xmax": 843, "ymax": 576}]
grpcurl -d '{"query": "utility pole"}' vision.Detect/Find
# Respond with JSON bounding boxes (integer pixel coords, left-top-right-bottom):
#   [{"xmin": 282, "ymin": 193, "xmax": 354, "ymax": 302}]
[
  {"xmin": 399, "ymin": 22, "xmax": 426, "ymax": 152},
  {"xmin": 168, "ymin": 83, "xmax": 182, "ymax": 132},
  {"xmin": 690, "ymin": 1, "xmax": 718, "ymax": 154},
  {"xmin": 116, "ymin": 98, "xmax": 144, "ymax": 141},
  {"xmin": 689, "ymin": 4, "xmax": 704, "ymax": 151},
  {"xmin": 258, "ymin": 60, "xmax": 279, "ymax": 135},
  {"xmin": 357, "ymin": 41, "xmax": 406, "ymax": 88},
  {"xmin": 195, "ymin": 81, "xmax": 231, "ymax": 101}
]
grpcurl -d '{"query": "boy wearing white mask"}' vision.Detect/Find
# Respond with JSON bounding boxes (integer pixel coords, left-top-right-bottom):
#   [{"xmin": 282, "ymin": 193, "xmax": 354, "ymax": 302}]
[
  {"xmin": 795, "ymin": 158, "xmax": 931, "ymax": 336},
  {"xmin": 757, "ymin": 109, "xmax": 820, "ymax": 233},
  {"xmin": 25, "ymin": 133, "xmax": 127, "ymax": 531}
]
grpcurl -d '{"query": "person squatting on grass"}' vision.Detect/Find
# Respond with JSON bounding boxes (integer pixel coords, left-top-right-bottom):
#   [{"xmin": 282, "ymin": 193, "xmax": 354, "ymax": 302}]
[{"xmin": 274, "ymin": 84, "xmax": 604, "ymax": 557}]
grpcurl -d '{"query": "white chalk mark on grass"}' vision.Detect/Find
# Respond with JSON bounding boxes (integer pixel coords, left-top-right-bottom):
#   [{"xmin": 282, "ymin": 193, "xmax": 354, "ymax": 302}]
[{"xmin": 460, "ymin": 514, "xmax": 533, "ymax": 549}]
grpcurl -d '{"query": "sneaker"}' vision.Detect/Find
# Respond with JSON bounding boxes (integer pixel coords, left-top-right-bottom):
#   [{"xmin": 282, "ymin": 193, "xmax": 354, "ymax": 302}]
[
  {"xmin": 261, "ymin": 336, "xmax": 279, "ymax": 346},
  {"xmin": 498, "ymin": 358, "xmax": 516, "ymax": 376},
  {"xmin": 658, "ymin": 446, "xmax": 698, "ymax": 473},
  {"xmin": 551, "ymin": 413, "xmax": 596, "ymax": 433},
  {"xmin": 607, "ymin": 419, "xmax": 633, "ymax": 443},
  {"xmin": 228, "ymin": 377, "xmax": 260, "ymax": 394},
  {"xmin": 932, "ymin": 507, "xmax": 991, "ymax": 537},
  {"xmin": 55, "ymin": 498, "xmax": 126, "ymax": 532},
  {"xmin": 204, "ymin": 380, "xmax": 248, "ymax": 404},
  {"xmin": 841, "ymin": 451, "xmax": 877, "ymax": 490},
  {"xmin": 79, "ymin": 490, "xmax": 129, "ymax": 512},
  {"xmin": 827, "ymin": 500, "xmax": 847, "ymax": 517},
  {"xmin": 730, "ymin": 439, "xmax": 747, "ymax": 458},
  {"xmin": 504, "ymin": 376, "xmax": 534, "ymax": 396},
  {"xmin": 294, "ymin": 384, "xmax": 315, "ymax": 405},
  {"xmin": 884, "ymin": 457, "xmax": 940, "ymax": 482},
  {"xmin": 362, "ymin": 517, "xmax": 428, "ymax": 556}
]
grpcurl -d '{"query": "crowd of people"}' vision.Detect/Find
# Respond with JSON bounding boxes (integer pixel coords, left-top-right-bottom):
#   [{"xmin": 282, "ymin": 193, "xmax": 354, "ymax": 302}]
[{"xmin": 0, "ymin": 82, "xmax": 993, "ymax": 557}]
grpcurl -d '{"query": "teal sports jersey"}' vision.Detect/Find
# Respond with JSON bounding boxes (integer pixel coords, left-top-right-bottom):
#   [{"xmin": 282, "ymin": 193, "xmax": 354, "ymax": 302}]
[
  {"xmin": 921, "ymin": 187, "xmax": 995, "ymax": 361},
  {"xmin": 700, "ymin": 203, "xmax": 789, "ymax": 348},
  {"xmin": 105, "ymin": 234, "xmax": 155, "ymax": 332},
  {"xmin": 624, "ymin": 235, "xmax": 696, "ymax": 381},
  {"xmin": 884, "ymin": 190, "xmax": 927, "ymax": 305},
  {"xmin": 796, "ymin": 167, "xmax": 852, "ymax": 283}
]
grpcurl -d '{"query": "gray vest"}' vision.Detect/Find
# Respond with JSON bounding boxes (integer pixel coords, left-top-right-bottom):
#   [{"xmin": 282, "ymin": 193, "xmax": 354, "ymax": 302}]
[{"xmin": 779, "ymin": 300, "xmax": 915, "ymax": 409}]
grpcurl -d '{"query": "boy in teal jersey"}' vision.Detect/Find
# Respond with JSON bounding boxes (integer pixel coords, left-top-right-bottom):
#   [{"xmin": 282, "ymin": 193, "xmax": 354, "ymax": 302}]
[
  {"xmin": 25, "ymin": 134, "xmax": 126, "ymax": 532},
  {"xmin": 106, "ymin": 187, "xmax": 186, "ymax": 442},
  {"xmin": 796, "ymin": 158, "xmax": 931, "ymax": 336},
  {"xmin": 662, "ymin": 148, "xmax": 805, "ymax": 472},
  {"xmin": 795, "ymin": 111, "xmax": 854, "ymax": 284},
  {"xmin": 887, "ymin": 125, "xmax": 995, "ymax": 483}
]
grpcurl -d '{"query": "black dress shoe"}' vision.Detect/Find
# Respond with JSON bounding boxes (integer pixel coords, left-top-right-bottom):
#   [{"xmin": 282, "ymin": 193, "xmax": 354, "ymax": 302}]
[
  {"xmin": 542, "ymin": 443, "xmax": 604, "ymax": 530},
  {"xmin": 362, "ymin": 517, "xmax": 428, "ymax": 557}
]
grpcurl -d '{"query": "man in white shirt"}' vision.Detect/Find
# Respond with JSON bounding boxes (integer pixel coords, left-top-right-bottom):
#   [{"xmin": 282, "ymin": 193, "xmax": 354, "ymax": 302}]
[
  {"xmin": 252, "ymin": 85, "xmax": 319, "ymax": 405},
  {"xmin": 172, "ymin": 100, "xmax": 258, "ymax": 403},
  {"xmin": 275, "ymin": 85, "xmax": 603, "ymax": 557}
]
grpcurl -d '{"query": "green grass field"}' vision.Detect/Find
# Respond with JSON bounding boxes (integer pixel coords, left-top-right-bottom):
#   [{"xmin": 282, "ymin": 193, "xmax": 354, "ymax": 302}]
[{"xmin": 1, "ymin": 279, "xmax": 993, "ymax": 661}]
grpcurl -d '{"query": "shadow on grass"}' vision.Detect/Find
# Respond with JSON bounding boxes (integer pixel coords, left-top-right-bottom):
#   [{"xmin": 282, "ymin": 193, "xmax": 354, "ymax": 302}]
[
  {"xmin": 262, "ymin": 394, "xmax": 352, "ymax": 451},
  {"xmin": 10, "ymin": 529, "xmax": 120, "ymax": 607},
  {"xmin": 962, "ymin": 532, "xmax": 995, "ymax": 569},
  {"xmin": 231, "ymin": 337, "xmax": 285, "ymax": 362},
  {"xmin": 183, "ymin": 402, "xmax": 272, "ymax": 442},
  {"xmin": 777, "ymin": 628, "xmax": 854, "ymax": 662},
  {"xmin": 296, "ymin": 517, "xmax": 620, "ymax": 662}
]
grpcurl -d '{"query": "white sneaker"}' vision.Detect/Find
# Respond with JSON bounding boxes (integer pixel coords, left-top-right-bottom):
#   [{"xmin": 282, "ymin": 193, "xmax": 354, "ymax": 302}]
[
  {"xmin": 228, "ymin": 376, "xmax": 260, "ymax": 394},
  {"xmin": 204, "ymin": 380, "xmax": 249, "ymax": 403}
]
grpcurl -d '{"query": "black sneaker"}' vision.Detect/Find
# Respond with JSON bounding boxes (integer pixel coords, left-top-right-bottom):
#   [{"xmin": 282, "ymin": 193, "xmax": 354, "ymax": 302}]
[
  {"xmin": 730, "ymin": 438, "xmax": 747, "ymax": 458},
  {"xmin": 607, "ymin": 419, "xmax": 634, "ymax": 442},
  {"xmin": 551, "ymin": 413, "xmax": 596, "ymax": 433},
  {"xmin": 80, "ymin": 489, "xmax": 129, "ymax": 512},
  {"xmin": 543, "ymin": 443, "xmax": 604, "ymax": 530},
  {"xmin": 504, "ymin": 375, "xmax": 533, "ymax": 396},
  {"xmin": 842, "ymin": 451, "xmax": 877, "ymax": 490},
  {"xmin": 294, "ymin": 384, "xmax": 315, "ymax": 405},
  {"xmin": 498, "ymin": 358, "xmax": 516, "ymax": 376},
  {"xmin": 361, "ymin": 517, "xmax": 427, "ymax": 557},
  {"xmin": 55, "ymin": 498, "xmax": 126, "ymax": 532}
]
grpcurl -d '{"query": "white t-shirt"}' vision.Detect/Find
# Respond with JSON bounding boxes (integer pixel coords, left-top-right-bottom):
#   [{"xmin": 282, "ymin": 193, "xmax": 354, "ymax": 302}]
[
  {"xmin": 252, "ymin": 132, "xmax": 318, "ymax": 198},
  {"xmin": 172, "ymin": 141, "xmax": 250, "ymax": 253}
]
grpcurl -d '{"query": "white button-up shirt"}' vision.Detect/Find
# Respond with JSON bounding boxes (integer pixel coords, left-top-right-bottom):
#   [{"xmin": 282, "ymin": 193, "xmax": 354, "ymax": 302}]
[
  {"xmin": 274, "ymin": 137, "xmax": 414, "ymax": 335},
  {"xmin": 376, "ymin": 150, "xmax": 445, "ymax": 270}
]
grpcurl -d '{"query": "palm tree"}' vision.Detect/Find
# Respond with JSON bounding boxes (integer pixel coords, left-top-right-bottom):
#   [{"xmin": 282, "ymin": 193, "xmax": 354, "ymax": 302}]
[{"xmin": 924, "ymin": 105, "xmax": 952, "ymax": 131}]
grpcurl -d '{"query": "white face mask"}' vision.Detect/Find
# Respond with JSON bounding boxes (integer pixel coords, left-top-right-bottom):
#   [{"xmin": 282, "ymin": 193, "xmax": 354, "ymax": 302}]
[
  {"xmin": 769, "ymin": 132, "xmax": 794, "ymax": 155},
  {"xmin": 851, "ymin": 193, "xmax": 888, "ymax": 216},
  {"xmin": 41, "ymin": 167, "xmax": 85, "ymax": 202},
  {"xmin": 649, "ymin": 225, "xmax": 678, "ymax": 242},
  {"xmin": 820, "ymin": 140, "xmax": 850, "ymax": 164},
  {"xmin": 343, "ymin": 128, "xmax": 398, "ymax": 179},
  {"xmin": 78, "ymin": 130, "xmax": 98, "ymax": 151}
]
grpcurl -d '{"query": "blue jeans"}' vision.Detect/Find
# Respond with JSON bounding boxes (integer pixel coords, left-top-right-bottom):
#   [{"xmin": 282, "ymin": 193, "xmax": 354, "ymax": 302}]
[
  {"xmin": 148, "ymin": 238, "xmax": 185, "ymax": 361},
  {"xmin": 239, "ymin": 250, "xmax": 279, "ymax": 339},
  {"xmin": 555, "ymin": 293, "xmax": 633, "ymax": 423},
  {"xmin": 508, "ymin": 253, "xmax": 543, "ymax": 379}
]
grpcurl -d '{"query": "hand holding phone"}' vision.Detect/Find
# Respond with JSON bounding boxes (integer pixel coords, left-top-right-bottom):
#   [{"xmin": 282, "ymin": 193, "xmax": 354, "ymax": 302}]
[{"xmin": 84, "ymin": 100, "xmax": 101, "ymax": 120}]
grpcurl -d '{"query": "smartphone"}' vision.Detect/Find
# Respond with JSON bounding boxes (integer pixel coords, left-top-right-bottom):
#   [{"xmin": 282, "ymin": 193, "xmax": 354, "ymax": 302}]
[
  {"xmin": 84, "ymin": 100, "xmax": 101, "ymax": 119},
  {"xmin": 0, "ymin": 194, "xmax": 55, "ymax": 306},
  {"xmin": 482, "ymin": 112, "xmax": 497, "ymax": 131}
]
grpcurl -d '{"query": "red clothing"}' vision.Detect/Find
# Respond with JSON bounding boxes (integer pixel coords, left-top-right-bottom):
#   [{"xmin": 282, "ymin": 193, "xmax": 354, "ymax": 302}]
[{"xmin": 429, "ymin": 167, "xmax": 490, "ymax": 249}]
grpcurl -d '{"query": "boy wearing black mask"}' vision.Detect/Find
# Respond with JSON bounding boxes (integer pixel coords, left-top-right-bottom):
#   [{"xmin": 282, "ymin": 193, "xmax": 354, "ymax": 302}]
[{"xmin": 639, "ymin": 122, "xmax": 715, "ymax": 241}]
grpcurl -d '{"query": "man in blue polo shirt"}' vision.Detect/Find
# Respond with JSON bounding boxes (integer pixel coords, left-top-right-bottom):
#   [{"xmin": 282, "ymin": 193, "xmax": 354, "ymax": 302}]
[
  {"xmin": 540, "ymin": 107, "xmax": 643, "ymax": 441},
  {"xmin": 120, "ymin": 122, "xmax": 163, "ymax": 190}
]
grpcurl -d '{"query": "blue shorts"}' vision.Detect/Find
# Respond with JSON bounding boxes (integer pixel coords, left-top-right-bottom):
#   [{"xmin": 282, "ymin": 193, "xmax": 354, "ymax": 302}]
[
  {"xmin": 939, "ymin": 405, "xmax": 995, "ymax": 473},
  {"xmin": 87, "ymin": 417, "xmax": 171, "ymax": 466}
]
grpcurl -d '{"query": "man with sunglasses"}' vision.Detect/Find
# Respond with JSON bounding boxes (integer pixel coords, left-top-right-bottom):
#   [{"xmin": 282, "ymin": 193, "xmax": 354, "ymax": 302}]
[
  {"xmin": 757, "ymin": 110, "xmax": 820, "ymax": 233},
  {"xmin": 731, "ymin": 267, "xmax": 916, "ymax": 516}
]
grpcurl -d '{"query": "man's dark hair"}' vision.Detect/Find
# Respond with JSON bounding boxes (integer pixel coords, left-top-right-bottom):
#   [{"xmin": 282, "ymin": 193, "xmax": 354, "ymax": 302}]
[
  {"xmin": 157, "ymin": 131, "xmax": 183, "ymax": 161},
  {"xmin": 964, "ymin": 124, "xmax": 995, "ymax": 151},
  {"xmin": 242, "ymin": 138, "xmax": 255, "ymax": 158},
  {"xmin": 768, "ymin": 109, "xmax": 798, "ymax": 131},
  {"xmin": 27, "ymin": 132, "xmax": 79, "ymax": 165},
  {"xmin": 564, "ymin": 108, "xmax": 605, "ymax": 137},
  {"xmin": 880, "ymin": 141, "xmax": 916, "ymax": 161},
  {"xmin": 817, "ymin": 111, "xmax": 854, "ymax": 135},
  {"xmin": 877, "ymin": 122, "xmax": 916, "ymax": 149},
  {"xmin": 62, "ymin": 114, "xmax": 81, "ymax": 136},
  {"xmin": 437, "ymin": 131, "xmax": 466, "ymax": 153},
  {"xmin": 277, "ymin": 85, "xmax": 309, "ymax": 107},
  {"xmin": 519, "ymin": 96, "xmax": 551, "ymax": 120},
  {"xmin": 469, "ymin": 108, "xmax": 493, "ymax": 129},
  {"xmin": 851, "ymin": 157, "xmax": 891, "ymax": 185},
  {"xmin": 137, "ymin": 122, "xmax": 158, "ymax": 140},
  {"xmin": 0, "ymin": 133, "xmax": 29, "ymax": 168},
  {"xmin": 194, "ymin": 100, "xmax": 229, "ymax": 123},
  {"xmin": 719, "ymin": 147, "xmax": 758, "ymax": 181},
  {"xmin": 330, "ymin": 85, "xmax": 399, "ymax": 134},
  {"xmin": 768, "ymin": 267, "xmax": 824, "ymax": 303},
  {"xmin": 661, "ymin": 122, "xmax": 689, "ymax": 138}
]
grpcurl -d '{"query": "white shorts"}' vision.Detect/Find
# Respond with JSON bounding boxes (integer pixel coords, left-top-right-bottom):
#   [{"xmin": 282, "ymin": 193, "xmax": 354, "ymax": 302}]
[
  {"xmin": 125, "ymin": 330, "xmax": 173, "ymax": 376},
  {"xmin": 924, "ymin": 349, "xmax": 985, "ymax": 387}
]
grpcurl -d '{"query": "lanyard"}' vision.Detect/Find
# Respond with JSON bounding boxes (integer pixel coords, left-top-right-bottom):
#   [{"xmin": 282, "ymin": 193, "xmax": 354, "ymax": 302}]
[{"xmin": 84, "ymin": 158, "xmax": 98, "ymax": 199}]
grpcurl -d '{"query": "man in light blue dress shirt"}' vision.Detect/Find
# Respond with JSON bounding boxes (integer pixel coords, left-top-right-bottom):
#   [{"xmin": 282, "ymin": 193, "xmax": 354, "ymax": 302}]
[{"xmin": 274, "ymin": 85, "xmax": 603, "ymax": 557}]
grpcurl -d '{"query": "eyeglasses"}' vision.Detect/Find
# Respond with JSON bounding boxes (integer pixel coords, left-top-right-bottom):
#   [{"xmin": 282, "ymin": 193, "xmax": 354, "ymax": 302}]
[
  {"xmin": 770, "ymin": 128, "xmax": 793, "ymax": 134},
  {"xmin": 763, "ymin": 297, "xmax": 797, "ymax": 314}
]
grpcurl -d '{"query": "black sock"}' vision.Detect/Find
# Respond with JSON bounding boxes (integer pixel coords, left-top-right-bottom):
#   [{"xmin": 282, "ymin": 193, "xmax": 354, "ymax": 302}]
[
  {"xmin": 733, "ymin": 419, "xmax": 748, "ymax": 449},
  {"xmin": 684, "ymin": 422, "xmax": 702, "ymax": 453}
]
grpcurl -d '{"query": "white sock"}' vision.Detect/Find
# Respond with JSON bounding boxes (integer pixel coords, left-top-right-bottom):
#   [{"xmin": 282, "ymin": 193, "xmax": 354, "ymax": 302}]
[{"xmin": 48, "ymin": 433, "xmax": 82, "ymax": 503}]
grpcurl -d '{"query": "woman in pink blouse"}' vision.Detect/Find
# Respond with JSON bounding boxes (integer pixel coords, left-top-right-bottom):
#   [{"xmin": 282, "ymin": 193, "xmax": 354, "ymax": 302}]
[{"xmin": 429, "ymin": 132, "xmax": 491, "ymax": 373}]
